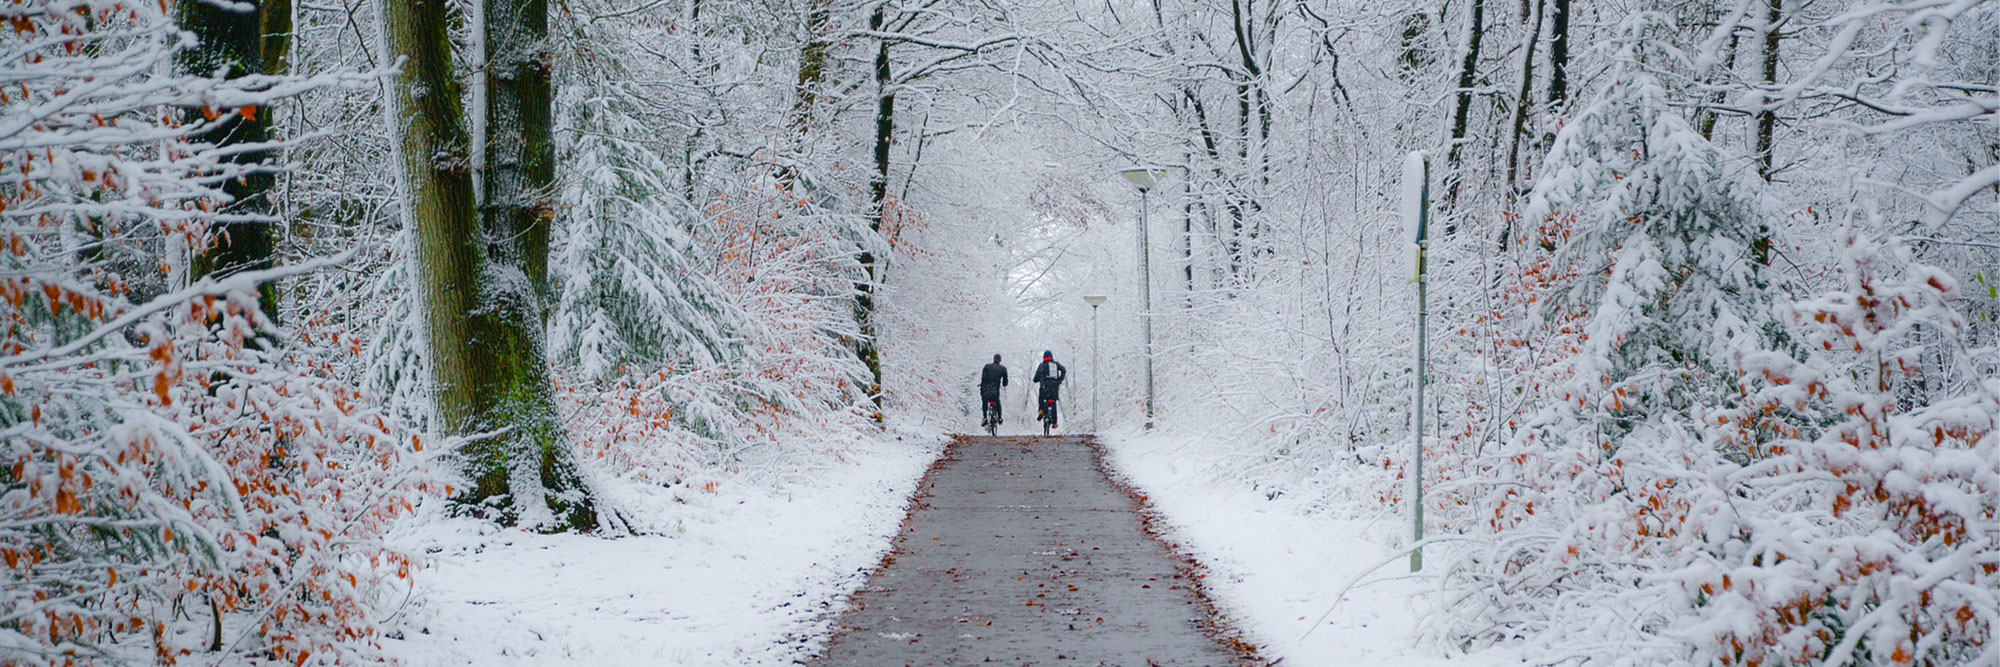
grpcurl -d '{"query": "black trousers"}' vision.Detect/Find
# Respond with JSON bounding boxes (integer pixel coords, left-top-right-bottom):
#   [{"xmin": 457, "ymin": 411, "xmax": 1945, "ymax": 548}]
[{"xmin": 980, "ymin": 389, "xmax": 1002, "ymax": 423}]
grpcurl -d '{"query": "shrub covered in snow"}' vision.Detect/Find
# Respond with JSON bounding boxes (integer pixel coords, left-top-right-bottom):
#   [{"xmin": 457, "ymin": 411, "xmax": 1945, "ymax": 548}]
[{"xmin": 0, "ymin": 2, "xmax": 434, "ymax": 663}]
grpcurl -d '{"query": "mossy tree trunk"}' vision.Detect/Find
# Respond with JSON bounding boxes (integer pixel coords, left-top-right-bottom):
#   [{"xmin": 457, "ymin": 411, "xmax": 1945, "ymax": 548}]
[{"xmin": 383, "ymin": 0, "xmax": 596, "ymax": 531}]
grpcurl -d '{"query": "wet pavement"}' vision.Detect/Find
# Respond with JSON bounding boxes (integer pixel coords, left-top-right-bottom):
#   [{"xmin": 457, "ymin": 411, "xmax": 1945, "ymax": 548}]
[{"xmin": 812, "ymin": 435, "xmax": 1256, "ymax": 666}]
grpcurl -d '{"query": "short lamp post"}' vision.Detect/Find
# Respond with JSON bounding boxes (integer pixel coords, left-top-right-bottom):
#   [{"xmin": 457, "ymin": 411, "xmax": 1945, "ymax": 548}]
[
  {"xmin": 1083, "ymin": 294, "xmax": 1108, "ymax": 433},
  {"xmin": 1117, "ymin": 167, "xmax": 1163, "ymax": 430}
]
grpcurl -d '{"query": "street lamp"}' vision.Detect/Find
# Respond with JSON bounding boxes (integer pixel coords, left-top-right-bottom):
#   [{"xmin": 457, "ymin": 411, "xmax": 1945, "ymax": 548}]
[
  {"xmin": 1082, "ymin": 294, "xmax": 1107, "ymax": 433},
  {"xmin": 1118, "ymin": 168, "xmax": 1159, "ymax": 191},
  {"xmin": 1117, "ymin": 167, "xmax": 1164, "ymax": 430}
]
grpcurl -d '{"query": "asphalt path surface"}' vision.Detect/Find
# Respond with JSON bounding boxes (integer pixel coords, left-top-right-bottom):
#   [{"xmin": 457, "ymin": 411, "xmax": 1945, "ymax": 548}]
[{"xmin": 813, "ymin": 435, "xmax": 1256, "ymax": 666}]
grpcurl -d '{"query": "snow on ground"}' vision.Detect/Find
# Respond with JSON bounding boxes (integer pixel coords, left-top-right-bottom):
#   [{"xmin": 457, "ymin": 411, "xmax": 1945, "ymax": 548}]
[
  {"xmin": 378, "ymin": 433, "xmax": 940, "ymax": 666},
  {"xmin": 1099, "ymin": 428, "xmax": 1521, "ymax": 667}
]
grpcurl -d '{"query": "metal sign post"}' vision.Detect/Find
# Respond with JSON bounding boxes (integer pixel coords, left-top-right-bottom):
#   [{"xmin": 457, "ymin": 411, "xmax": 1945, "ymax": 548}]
[{"xmin": 1405, "ymin": 153, "xmax": 1431, "ymax": 573}]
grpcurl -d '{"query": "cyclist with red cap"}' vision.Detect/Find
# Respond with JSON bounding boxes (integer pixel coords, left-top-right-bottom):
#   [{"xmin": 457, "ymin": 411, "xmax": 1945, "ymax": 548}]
[{"xmin": 1031, "ymin": 350, "xmax": 1067, "ymax": 430}]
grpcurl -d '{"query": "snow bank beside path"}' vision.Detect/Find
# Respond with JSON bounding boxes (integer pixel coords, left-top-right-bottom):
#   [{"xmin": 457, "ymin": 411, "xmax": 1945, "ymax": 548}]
[
  {"xmin": 379, "ymin": 434, "xmax": 940, "ymax": 666},
  {"xmin": 1099, "ymin": 430, "xmax": 1517, "ymax": 667}
]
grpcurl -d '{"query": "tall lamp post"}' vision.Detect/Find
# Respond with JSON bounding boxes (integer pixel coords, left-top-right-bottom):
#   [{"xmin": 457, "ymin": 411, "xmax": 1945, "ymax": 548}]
[
  {"xmin": 1118, "ymin": 167, "xmax": 1162, "ymax": 430},
  {"xmin": 1083, "ymin": 294, "xmax": 1107, "ymax": 433}
]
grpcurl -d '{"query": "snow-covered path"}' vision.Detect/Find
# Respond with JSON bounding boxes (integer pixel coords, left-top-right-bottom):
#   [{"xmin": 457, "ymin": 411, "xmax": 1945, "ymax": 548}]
[
  {"xmin": 379, "ymin": 438, "xmax": 938, "ymax": 666},
  {"xmin": 815, "ymin": 435, "xmax": 1256, "ymax": 665}
]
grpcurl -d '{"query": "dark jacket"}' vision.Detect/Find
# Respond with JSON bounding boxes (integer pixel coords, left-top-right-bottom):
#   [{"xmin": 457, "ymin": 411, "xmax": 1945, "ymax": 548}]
[
  {"xmin": 1032, "ymin": 360, "xmax": 1066, "ymax": 399},
  {"xmin": 980, "ymin": 362, "xmax": 1009, "ymax": 395}
]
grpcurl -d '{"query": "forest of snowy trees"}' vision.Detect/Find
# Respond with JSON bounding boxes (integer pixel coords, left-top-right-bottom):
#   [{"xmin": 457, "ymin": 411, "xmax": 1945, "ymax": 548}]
[{"xmin": 3, "ymin": 0, "xmax": 1996, "ymax": 663}]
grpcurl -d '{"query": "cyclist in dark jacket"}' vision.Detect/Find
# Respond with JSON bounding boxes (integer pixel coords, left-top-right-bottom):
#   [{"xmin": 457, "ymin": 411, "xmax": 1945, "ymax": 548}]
[
  {"xmin": 1032, "ymin": 351, "xmax": 1066, "ymax": 427},
  {"xmin": 979, "ymin": 354, "xmax": 1008, "ymax": 427}
]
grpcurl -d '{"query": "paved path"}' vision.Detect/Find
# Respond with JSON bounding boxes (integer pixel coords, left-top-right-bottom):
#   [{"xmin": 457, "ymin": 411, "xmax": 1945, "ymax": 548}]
[{"xmin": 813, "ymin": 435, "xmax": 1255, "ymax": 666}]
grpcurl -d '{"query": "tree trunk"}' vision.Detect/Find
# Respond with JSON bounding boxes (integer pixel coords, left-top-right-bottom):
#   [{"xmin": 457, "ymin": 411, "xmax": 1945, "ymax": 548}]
[
  {"xmin": 260, "ymin": 0, "xmax": 291, "ymax": 76},
  {"xmin": 1501, "ymin": 0, "xmax": 1544, "ymax": 251},
  {"xmin": 857, "ymin": 4, "xmax": 891, "ymax": 417},
  {"xmin": 1698, "ymin": 30, "xmax": 1740, "ymax": 140},
  {"xmin": 1182, "ymin": 90, "xmax": 1241, "ymax": 279},
  {"xmin": 179, "ymin": 0, "xmax": 279, "ymax": 317},
  {"xmin": 485, "ymin": 0, "xmax": 556, "ymax": 297},
  {"xmin": 1442, "ymin": 0, "xmax": 1486, "ymax": 224},
  {"xmin": 1398, "ymin": 11, "xmax": 1432, "ymax": 80},
  {"xmin": 1182, "ymin": 146, "xmax": 1196, "ymax": 299},
  {"xmin": 1504, "ymin": 0, "xmax": 1542, "ymax": 198},
  {"xmin": 1232, "ymin": 79, "xmax": 1250, "ymax": 277},
  {"xmin": 1230, "ymin": 0, "xmax": 1273, "ymax": 269},
  {"xmin": 1752, "ymin": 0, "xmax": 1781, "ymax": 266},
  {"xmin": 1755, "ymin": 0, "xmax": 1781, "ymax": 181},
  {"xmin": 485, "ymin": 0, "xmax": 595, "ymax": 528},
  {"xmin": 775, "ymin": 0, "xmax": 831, "ymax": 196},
  {"xmin": 788, "ymin": 0, "xmax": 832, "ymax": 145},
  {"xmin": 1152, "ymin": 0, "xmax": 1203, "ymax": 299},
  {"xmin": 1545, "ymin": 0, "xmax": 1569, "ymax": 107},
  {"xmin": 384, "ymin": 0, "xmax": 595, "ymax": 531}
]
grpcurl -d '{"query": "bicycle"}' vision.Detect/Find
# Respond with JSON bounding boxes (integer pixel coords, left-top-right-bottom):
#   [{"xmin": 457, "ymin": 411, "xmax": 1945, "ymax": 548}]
[
  {"xmin": 1039, "ymin": 397, "xmax": 1058, "ymax": 436},
  {"xmin": 982, "ymin": 395, "xmax": 1000, "ymax": 436}
]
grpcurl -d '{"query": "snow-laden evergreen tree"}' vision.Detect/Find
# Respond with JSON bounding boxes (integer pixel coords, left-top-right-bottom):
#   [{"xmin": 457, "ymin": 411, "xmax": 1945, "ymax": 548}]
[
  {"xmin": 549, "ymin": 87, "xmax": 740, "ymax": 382},
  {"xmin": 530, "ymin": 5, "xmax": 881, "ymax": 534},
  {"xmin": 361, "ymin": 237, "xmax": 439, "ymax": 431},
  {"xmin": 1437, "ymin": 15, "xmax": 1799, "ymax": 659}
]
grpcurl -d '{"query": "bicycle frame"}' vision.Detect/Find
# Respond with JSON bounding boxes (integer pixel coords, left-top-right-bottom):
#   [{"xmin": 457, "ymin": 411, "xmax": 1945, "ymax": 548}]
[{"xmin": 982, "ymin": 395, "xmax": 1001, "ymax": 435}]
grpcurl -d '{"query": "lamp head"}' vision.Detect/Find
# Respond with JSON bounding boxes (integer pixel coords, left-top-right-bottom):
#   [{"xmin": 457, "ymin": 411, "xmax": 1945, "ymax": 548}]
[
  {"xmin": 1082, "ymin": 295, "xmax": 1108, "ymax": 307},
  {"xmin": 1118, "ymin": 167, "xmax": 1161, "ymax": 192}
]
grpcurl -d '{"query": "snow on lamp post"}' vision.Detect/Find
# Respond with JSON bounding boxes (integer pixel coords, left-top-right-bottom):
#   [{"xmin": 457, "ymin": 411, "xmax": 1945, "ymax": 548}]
[
  {"xmin": 1083, "ymin": 294, "xmax": 1108, "ymax": 433},
  {"xmin": 1401, "ymin": 152, "xmax": 1431, "ymax": 573},
  {"xmin": 1118, "ymin": 167, "xmax": 1163, "ymax": 430}
]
